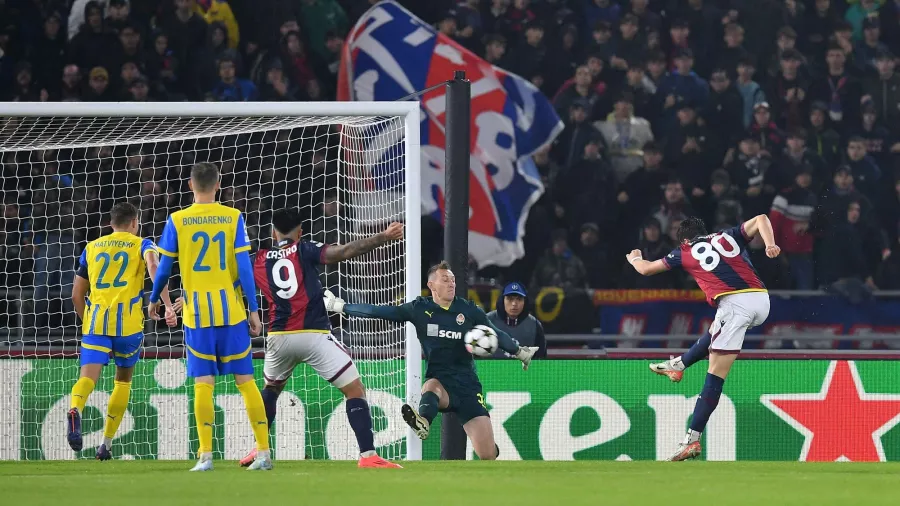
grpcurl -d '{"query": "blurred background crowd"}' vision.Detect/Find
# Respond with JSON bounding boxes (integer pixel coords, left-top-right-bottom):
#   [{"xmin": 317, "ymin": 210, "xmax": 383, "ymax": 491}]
[{"xmin": 3, "ymin": 0, "xmax": 900, "ymax": 313}]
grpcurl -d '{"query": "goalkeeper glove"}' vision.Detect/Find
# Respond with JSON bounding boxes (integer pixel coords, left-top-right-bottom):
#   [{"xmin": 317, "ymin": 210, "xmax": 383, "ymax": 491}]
[
  {"xmin": 514, "ymin": 346, "xmax": 539, "ymax": 371},
  {"xmin": 323, "ymin": 290, "xmax": 345, "ymax": 314}
]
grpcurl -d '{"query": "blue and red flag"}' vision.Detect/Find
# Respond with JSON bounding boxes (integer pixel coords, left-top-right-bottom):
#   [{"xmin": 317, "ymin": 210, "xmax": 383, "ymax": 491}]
[{"xmin": 338, "ymin": 1, "xmax": 563, "ymax": 268}]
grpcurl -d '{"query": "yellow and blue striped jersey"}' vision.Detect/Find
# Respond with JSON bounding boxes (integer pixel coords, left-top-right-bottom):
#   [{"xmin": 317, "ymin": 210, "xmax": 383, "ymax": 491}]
[
  {"xmin": 158, "ymin": 203, "xmax": 251, "ymax": 328},
  {"xmin": 77, "ymin": 231, "xmax": 157, "ymax": 336}
]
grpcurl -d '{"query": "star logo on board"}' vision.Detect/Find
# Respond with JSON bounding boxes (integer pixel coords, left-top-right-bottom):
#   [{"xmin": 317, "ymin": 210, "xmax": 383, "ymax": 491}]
[{"xmin": 761, "ymin": 361, "xmax": 900, "ymax": 462}]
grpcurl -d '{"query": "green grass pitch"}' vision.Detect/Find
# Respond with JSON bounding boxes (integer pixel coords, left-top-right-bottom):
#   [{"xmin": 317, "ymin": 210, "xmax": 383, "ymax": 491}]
[{"xmin": 4, "ymin": 461, "xmax": 900, "ymax": 506}]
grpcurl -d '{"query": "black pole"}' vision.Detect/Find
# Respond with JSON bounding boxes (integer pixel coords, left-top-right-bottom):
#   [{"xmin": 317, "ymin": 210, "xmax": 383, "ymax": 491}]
[{"xmin": 440, "ymin": 70, "xmax": 471, "ymax": 461}]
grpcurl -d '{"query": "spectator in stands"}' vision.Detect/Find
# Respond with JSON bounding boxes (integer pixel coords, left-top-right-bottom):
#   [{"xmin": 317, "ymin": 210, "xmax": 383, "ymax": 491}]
[
  {"xmin": 656, "ymin": 48, "xmax": 708, "ymax": 126},
  {"xmin": 320, "ymin": 31, "xmax": 344, "ymax": 95},
  {"xmin": 575, "ymin": 222, "xmax": 611, "ymax": 288},
  {"xmin": 556, "ymin": 136, "xmax": 618, "ymax": 232},
  {"xmin": 735, "ymin": 57, "xmax": 766, "ymax": 129},
  {"xmin": 258, "ymin": 59, "xmax": 297, "ymax": 101},
  {"xmin": 770, "ymin": 165, "xmax": 818, "ymax": 289},
  {"xmin": 854, "ymin": 103, "xmax": 897, "ymax": 170},
  {"xmin": 819, "ymin": 201, "xmax": 879, "ymax": 298},
  {"xmin": 727, "ymin": 135, "xmax": 775, "ymax": 218},
  {"xmin": 663, "ymin": 103, "xmax": 711, "ymax": 191},
  {"xmin": 194, "ymin": 0, "xmax": 240, "ymax": 49},
  {"xmin": 483, "ymin": 33, "xmax": 510, "ymax": 67},
  {"xmin": 775, "ymin": 129, "xmax": 826, "ymax": 192},
  {"xmin": 57, "ymin": 64, "xmax": 83, "ymax": 101},
  {"xmin": 617, "ymin": 63, "xmax": 654, "ymax": 119},
  {"xmin": 584, "ymin": 0, "xmax": 621, "ymax": 35},
  {"xmin": 456, "ymin": 0, "xmax": 485, "ymax": 53},
  {"xmin": 30, "ymin": 12, "xmax": 65, "ymax": 95},
  {"xmin": 69, "ymin": 1, "xmax": 119, "ymax": 71},
  {"xmin": 695, "ymin": 169, "xmax": 743, "ymax": 231},
  {"xmin": 210, "ymin": 51, "xmax": 257, "ymax": 101},
  {"xmin": 844, "ymin": 135, "xmax": 882, "ymax": 204},
  {"xmin": 127, "ymin": 75, "xmax": 152, "ymax": 101},
  {"xmin": 530, "ymin": 228, "xmax": 588, "ymax": 291},
  {"xmin": 702, "ymin": 68, "xmax": 744, "ymax": 164},
  {"xmin": 162, "ymin": 0, "xmax": 209, "ymax": 97},
  {"xmin": 749, "ymin": 102, "xmax": 786, "ymax": 157},
  {"xmin": 628, "ymin": 0, "xmax": 661, "ymax": 35},
  {"xmin": 845, "ymin": 0, "xmax": 880, "ymax": 41},
  {"xmin": 552, "ymin": 99, "xmax": 596, "ymax": 168},
  {"xmin": 766, "ymin": 27, "xmax": 801, "ymax": 81},
  {"xmin": 554, "ymin": 65, "xmax": 606, "ymax": 121},
  {"xmin": 586, "ymin": 21, "xmax": 615, "ymax": 62},
  {"xmin": 627, "ymin": 216, "xmax": 680, "ymax": 289},
  {"xmin": 809, "ymin": 43, "xmax": 862, "ymax": 132},
  {"xmin": 7, "ymin": 63, "xmax": 45, "ymax": 102},
  {"xmin": 862, "ymin": 50, "xmax": 900, "ymax": 125},
  {"xmin": 611, "ymin": 14, "xmax": 645, "ymax": 72},
  {"xmin": 595, "ymin": 92, "xmax": 654, "ymax": 182},
  {"xmin": 817, "ymin": 165, "xmax": 874, "ymax": 233},
  {"xmin": 806, "ymin": 100, "xmax": 842, "ymax": 166},
  {"xmin": 651, "ymin": 178, "xmax": 695, "ymax": 235},
  {"xmin": 855, "ymin": 18, "xmax": 887, "ymax": 74},
  {"xmin": 145, "ymin": 31, "xmax": 179, "ymax": 100},
  {"xmin": 487, "ymin": 282, "xmax": 547, "ymax": 359},
  {"xmin": 510, "ymin": 21, "xmax": 554, "ymax": 94},
  {"xmin": 617, "ymin": 141, "xmax": 668, "ymax": 230},
  {"xmin": 281, "ymin": 30, "xmax": 321, "ymax": 94},
  {"xmin": 85, "ymin": 66, "xmax": 113, "ymax": 101},
  {"xmin": 715, "ymin": 23, "xmax": 750, "ymax": 77},
  {"xmin": 300, "ymin": 0, "xmax": 349, "ymax": 62},
  {"xmin": 802, "ymin": 0, "xmax": 839, "ymax": 60},
  {"xmin": 765, "ymin": 49, "xmax": 810, "ymax": 130}
]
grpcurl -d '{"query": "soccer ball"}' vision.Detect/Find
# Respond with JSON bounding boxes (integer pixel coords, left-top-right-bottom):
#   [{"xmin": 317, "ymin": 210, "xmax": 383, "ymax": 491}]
[{"xmin": 464, "ymin": 325, "xmax": 498, "ymax": 357}]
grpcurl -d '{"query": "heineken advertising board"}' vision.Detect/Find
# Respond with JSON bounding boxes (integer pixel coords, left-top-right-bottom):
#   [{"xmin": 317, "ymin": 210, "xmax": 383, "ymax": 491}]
[{"xmin": 3, "ymin": 359, "xmax": 900, "ymax": 461}]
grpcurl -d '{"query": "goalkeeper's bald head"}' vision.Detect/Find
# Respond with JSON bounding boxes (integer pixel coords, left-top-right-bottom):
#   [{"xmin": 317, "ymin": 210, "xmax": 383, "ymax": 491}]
[{"xmin": 272, "ymin": 208, "xmax": 303, "ymax": 240}]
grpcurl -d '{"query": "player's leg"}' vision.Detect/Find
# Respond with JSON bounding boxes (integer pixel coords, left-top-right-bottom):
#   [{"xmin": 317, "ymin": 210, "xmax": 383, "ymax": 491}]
[
  {"xmin": 68, "ymin": 334, "xmax": 111, "ymax": 452},
  {"xmin": 402, "ymin": 378, "xmax": 450, "ymax": 440},
  {"xmin": 460, "ymin": 388, "xmax": 496, "ymax": 460},
  {"xmin": 185, "ymin": 326, "xmax": 219, "ymax": 471},
  {"xmin": 219, "ymin": 322, "xmax": 271, "ymax": 471},
  {"xmin": 650, "ymin": 324, "xmax": 718, "ymax": 382},
  {"xmin": 670, "ymin": 299, "xmax": 750, "ymax": 461},
  {"xmin": 96, "ymin": 333, "xmax": 142, "ymax": 460}
]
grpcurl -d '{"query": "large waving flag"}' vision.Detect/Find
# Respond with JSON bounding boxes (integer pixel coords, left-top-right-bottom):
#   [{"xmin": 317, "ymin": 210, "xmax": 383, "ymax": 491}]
[{"xmin": 338, "ymin": 1, "xmax": 563, "ymax": 268}]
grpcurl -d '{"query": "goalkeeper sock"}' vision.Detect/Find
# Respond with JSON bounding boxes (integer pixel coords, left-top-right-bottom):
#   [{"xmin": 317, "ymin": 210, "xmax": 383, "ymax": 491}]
[
  {"xmin": 102, "ymin": 380, "xmax": 132, "ymax": 446},
  {"xmin": 237, "ymin": 380, "xmax": 270, "ymax": 452},
  {"xmin": 346, "ymin": 397, "xmax": 375, "ymax": 456},
  {"xmin": 260, "ymin": 386, "xmax": 280, "ymax": 429},
  {"xmin": 688, "ymin": 373, "xmax": 724, "ymax": 435},
  {"xmin": 680, "ymin": 331, "xmax": 712, "ymax": 369},
  {"xmin": 418, "ymin": 391, "xmax": 440, "ymax": 424},
  {"xmin": 194, "ymin": 382, "xmax": 215, "ymax": 455},
  {"xmin": 70, "ymin": 377, "xmax": 95, "ymax": 413}
]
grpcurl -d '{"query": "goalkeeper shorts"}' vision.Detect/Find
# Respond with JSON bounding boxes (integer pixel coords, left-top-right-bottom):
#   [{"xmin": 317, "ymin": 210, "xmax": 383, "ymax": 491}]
[
  {"xmin": 80, "ymin": 332, "xmax": 143, "ymax": 368},
  {"xmin": 185, "ymin": 321, "xmax": 254, "ymax": 377}
]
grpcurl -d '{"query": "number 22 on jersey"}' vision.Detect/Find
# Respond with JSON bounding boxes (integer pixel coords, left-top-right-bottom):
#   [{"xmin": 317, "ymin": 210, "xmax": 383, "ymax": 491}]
[{"xmin": 690, "ymin": 234, "xmax": 741, "ymax": 272}]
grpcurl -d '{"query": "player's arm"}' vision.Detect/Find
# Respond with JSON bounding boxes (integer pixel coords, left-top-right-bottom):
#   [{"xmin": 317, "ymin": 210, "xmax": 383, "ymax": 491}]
[
  {"xmin": 149, "ymin": 218, "xmax": 178, "ymax": 316},
  {"xmin": 142, "ymin": 240, "xmax": 178, "ymax": 326},
  {"xmin": 740, "ymin": 214, "xmax": 781, "ymax": 258},
  {"xmin": 320, "ymin": 222, "xmax": 403, "ymax": 265},
  {"xmin": 72, "ymin": 249, "xmax": 89, "ymax": 319},
  {"xmin": 626, "ymin": 250, "xmax": 670, "ymax": 276},
  {"xmin": 323, "ymin": 289, "xmax": 412, "ymax": 322},
  {"xmin": 234, "ymin": 214, "xmax": 261, "ymax": 335}
]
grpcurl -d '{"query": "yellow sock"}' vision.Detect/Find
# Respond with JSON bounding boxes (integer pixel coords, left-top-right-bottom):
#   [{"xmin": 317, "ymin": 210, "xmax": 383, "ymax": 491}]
[
  {"xmin": 237, "ymin": 380, "xmax": 270, "ymax": 452},
  {"xmin": 194, "ymin": 382, "xmax": 215, "ymax": 455},
  {"xmin": 70, "ymin": 377, "xmax": 95, "ymax": 412},
  {"xmin": 103, "ymin": 380, "xmax": 131, "ymax": 440}
]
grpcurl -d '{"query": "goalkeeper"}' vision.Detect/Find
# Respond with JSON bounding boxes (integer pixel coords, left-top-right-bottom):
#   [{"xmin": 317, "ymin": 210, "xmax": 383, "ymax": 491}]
[{"xmin": 324, "ymin": 261, "xmax": 538, "ymax": 460}]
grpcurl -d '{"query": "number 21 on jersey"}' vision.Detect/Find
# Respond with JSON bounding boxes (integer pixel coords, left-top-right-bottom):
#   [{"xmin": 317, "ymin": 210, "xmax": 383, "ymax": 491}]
[{"xmin": 690, "ymin": 234, "xmax": 740, "ymax": 272}]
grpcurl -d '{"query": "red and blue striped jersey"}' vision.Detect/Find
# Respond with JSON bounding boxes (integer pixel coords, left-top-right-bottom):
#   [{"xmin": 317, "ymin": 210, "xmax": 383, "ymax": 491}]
[
  {"xmin": 662, "ymin": 224, "xmax": 766, "ymax": 306},
  {"xmin": 253, "ymin": 239, "xmax": 331, "ymax": 334}
]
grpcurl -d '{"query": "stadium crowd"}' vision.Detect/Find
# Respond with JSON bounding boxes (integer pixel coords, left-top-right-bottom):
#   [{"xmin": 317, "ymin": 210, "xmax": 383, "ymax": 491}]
[{"xmin": 2, "ymin": 0, "xmax": 900, "ymax": 311}]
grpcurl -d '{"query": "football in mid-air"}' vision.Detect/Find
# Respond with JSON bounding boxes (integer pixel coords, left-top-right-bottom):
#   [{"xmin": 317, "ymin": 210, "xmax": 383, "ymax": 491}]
[{"xmin": 464, "ymin": 325, "xmax": 498, "ymax": 357}]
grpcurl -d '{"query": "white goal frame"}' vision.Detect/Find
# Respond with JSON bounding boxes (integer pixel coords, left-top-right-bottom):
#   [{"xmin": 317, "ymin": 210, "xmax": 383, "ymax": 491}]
[{"xmin": 0, "ymin": 101, "xmax": 424, "ymax": 460}]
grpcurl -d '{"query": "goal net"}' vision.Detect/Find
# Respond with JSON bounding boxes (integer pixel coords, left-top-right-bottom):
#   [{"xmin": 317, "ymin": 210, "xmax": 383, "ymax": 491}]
[{"xmin": 0, "ymin": 102, "xmax": 422, "ymax": 461}]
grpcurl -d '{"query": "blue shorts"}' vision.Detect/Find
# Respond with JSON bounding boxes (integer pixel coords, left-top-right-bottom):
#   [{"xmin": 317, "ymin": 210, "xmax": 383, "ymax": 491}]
[
  {"xmin": 185, "ymin": 321, "xmax": 253, "ymax": 377},
  {"xmin": 80, "ymin": 332, "xmax": 143, "ymax": 368}
]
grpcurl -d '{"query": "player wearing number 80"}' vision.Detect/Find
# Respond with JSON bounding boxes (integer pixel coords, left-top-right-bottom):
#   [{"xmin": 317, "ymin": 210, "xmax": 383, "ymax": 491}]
[
  {"xmin": 148, "ymin": 162, "xmax": 272, "ymax": 471},
  {"xmin": 627, "ymin": 215, "xmax": 780, "ymax": 461},
  {"xmin": 67, "ymin": 202, "xmax": 177, "ymax": 460}
]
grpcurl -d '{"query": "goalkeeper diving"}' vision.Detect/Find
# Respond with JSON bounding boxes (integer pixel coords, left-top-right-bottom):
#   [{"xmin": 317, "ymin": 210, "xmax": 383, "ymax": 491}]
[
  {"xmin": 67, "ymin": 202, "xmax": 179, "ymax": 460},
  {"xmin": 324, "ymin": 261, "xmax": 538, "ymax": 460}
]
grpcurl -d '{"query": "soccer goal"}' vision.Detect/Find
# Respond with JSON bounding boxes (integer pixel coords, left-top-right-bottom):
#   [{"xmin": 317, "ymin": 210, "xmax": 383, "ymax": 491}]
[{"xmin": 0, "ymin": 102, "xmax": 422, "ymax": 461}]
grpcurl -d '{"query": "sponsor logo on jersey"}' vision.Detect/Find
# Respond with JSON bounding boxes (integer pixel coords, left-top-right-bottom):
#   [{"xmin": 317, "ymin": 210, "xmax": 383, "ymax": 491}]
[
  {"xmin": 427, "ymin": 324, "xmax": 439, "ymax": 337},
  {"xmin": 424, "ymin": 311, "xmax": 433, "ymax": 318},
  {"xmin": 456, "ymin": 313, "xmax": 465, "ymax": 325},
  {"xmin": 438, "ymin": 330, "xmax": 463, "ymax": 340}
]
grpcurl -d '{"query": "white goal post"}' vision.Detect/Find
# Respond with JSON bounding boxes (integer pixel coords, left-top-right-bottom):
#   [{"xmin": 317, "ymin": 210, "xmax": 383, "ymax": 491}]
[{"xmin": 0, "ymin": 101, "xmax": 422, "ymax": 461}]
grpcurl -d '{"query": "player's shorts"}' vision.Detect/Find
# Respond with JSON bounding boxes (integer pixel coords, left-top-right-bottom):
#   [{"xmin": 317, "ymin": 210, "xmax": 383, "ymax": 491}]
[
  {"xmin": 263, "ymin": 331, "xmax": 359, "ymax": 389},
  {"xmin": 709, "ymin": 291, "xmax": 770, "ymax": 354},
  {"xmin": 428, "ymin": 371, "xmax": 489, "ymax": 425},
  {"xmin": 80, "ymin": 332, "xmax": 143, "ymax": 368},
  {"xmin": 185, "ymin": 321, "xmax": 253, "ymax": 377}
]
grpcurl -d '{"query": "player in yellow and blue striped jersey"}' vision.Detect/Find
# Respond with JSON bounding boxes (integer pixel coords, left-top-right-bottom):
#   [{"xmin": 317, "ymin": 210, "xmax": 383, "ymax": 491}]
[
  {"xmin": 67, "ymin": 202, "xmax": 179, "ymax": 460},
  {"xmin": 148, "ymin": 162, "xmax": 271, "ymax": 472}
]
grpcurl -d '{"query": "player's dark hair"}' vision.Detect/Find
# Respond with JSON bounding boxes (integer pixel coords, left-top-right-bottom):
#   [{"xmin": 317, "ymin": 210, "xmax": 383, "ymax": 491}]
[
  {"xmin": 427, "ymin": 260, "xmax": 452, "ymax": 279},
  {"xmin": 110, "ymin": 202, "xmax": 139, "ymax": 228},
  {"xmin": 190, "ymin": 162, "xmax": 220, "ymax": 192},
  {"xmin": 272, "ymin": 208, "xmax": 303, "ymax": 235},
  {"xmin": 677, "ymin": 216, "xmax": 709, "ymax": 244}
]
